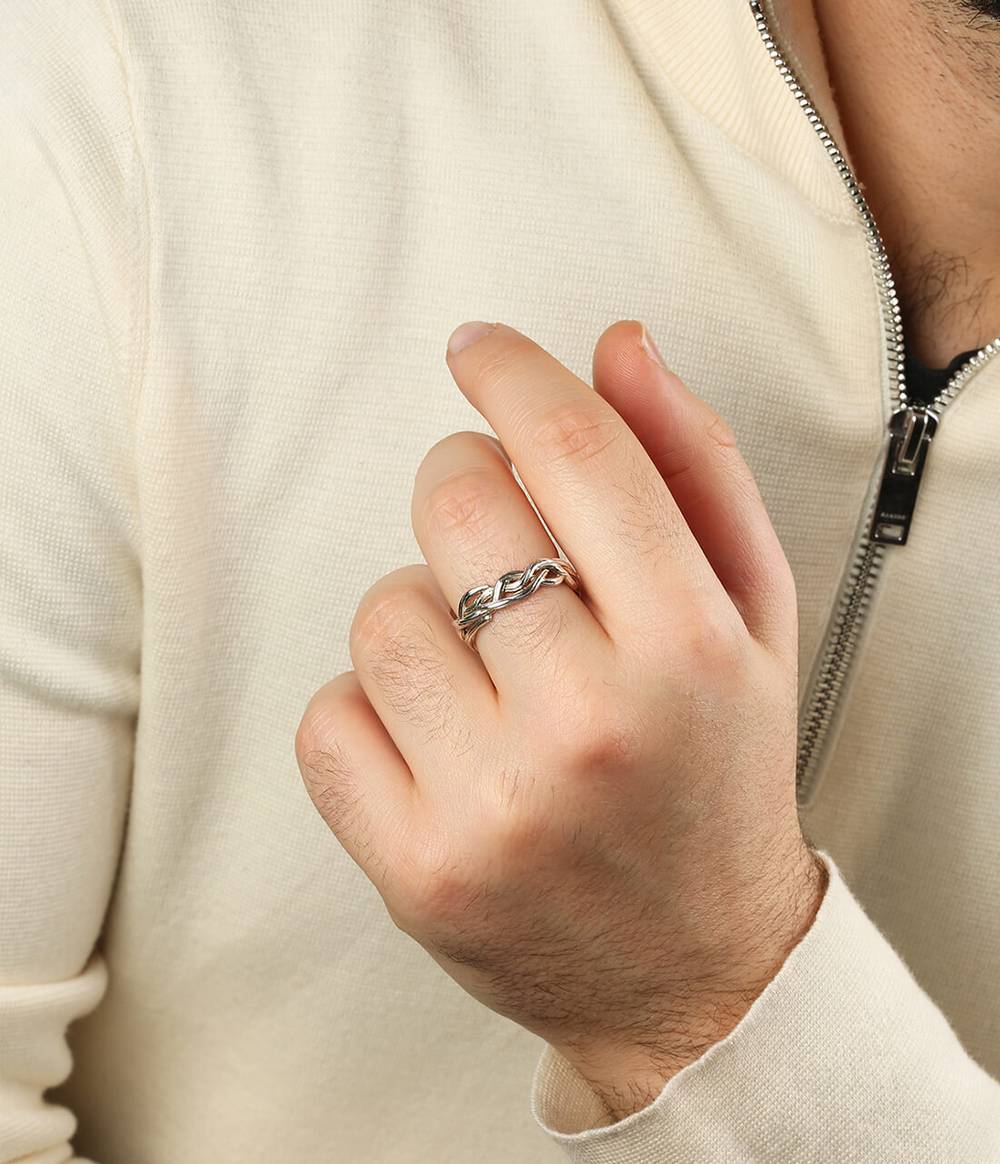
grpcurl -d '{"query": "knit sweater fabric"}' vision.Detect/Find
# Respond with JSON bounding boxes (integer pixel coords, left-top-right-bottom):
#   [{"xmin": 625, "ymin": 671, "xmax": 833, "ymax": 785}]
[{"xmin": 1, "ymin": 1, "xmax": 999, "ymax": 1161}]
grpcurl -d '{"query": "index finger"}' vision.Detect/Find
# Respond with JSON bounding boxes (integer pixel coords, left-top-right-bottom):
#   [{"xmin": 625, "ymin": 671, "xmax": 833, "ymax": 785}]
[{"xmin": 444, "ymin": 321, "xmax": 723, "ymax": 638}]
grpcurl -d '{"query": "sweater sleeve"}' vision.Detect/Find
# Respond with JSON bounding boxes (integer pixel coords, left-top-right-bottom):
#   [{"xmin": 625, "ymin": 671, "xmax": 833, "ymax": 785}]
[
  {"xmin": 530, "ymin": 854, "xmax": 1000, "ymax": 1163},
  {"xmin": 0, "ymin": 3, "xmax": 145, "ymax": 1160}
]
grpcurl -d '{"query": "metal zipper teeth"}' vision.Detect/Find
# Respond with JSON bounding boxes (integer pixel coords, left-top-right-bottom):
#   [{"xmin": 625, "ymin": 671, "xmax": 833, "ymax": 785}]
[
  {"xmin": 748, "ymin": 0, "xmax": 999, "ymax": 804},
  {"xmin": 925, "ymin": 338, "xmax": 1000, "ymax": 412}
]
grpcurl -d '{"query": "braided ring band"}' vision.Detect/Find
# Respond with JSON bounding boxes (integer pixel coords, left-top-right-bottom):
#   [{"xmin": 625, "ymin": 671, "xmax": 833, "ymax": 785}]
[{"xmin": 452, "ymin": 557, "xmax": 582, "ymax": 649}]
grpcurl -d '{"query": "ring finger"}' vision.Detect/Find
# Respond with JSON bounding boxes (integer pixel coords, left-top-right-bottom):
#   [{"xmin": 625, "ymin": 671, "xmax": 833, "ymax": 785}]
[{"xmin": 410, "ymin": 430, "xmax": 611, "ymax": 701}]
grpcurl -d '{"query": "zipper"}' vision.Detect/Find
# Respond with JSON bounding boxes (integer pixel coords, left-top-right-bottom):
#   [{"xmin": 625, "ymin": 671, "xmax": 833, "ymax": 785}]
[{"xmin": 748, "ymin": 0, "xmax": 1000, "ymax": 805}]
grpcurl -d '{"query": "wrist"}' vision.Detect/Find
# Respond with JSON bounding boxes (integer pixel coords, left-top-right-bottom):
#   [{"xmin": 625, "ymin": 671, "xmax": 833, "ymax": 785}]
[{"xmin": 553, "ymin": 846, "xmax": 828, "ymax": 1123}]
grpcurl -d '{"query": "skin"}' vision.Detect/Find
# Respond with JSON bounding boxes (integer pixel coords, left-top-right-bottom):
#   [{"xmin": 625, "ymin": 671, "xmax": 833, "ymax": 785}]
[
  {"xmin": 297, "ymin": 320, "xmax": 825, "ymax": 1120},
  {"xmin": 295, "ymin": 1, "xmax": 995, "ymax": 1125},
  {"xmin": 810, "ymin": 0, "xmax": 1000, "ymax": 364}
]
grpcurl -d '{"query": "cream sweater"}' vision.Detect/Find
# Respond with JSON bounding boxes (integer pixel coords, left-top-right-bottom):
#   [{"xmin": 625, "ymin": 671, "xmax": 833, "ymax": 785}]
[{"xmin": 2, "ymin": 0, "xmax": 999, "ymax": 1160}]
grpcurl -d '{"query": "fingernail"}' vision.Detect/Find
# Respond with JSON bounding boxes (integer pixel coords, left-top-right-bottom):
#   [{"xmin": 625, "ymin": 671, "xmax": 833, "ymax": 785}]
[
  {"xmin": 638, "ymin": 323, "xmax": 670, "ymax": 373},
  {"xmin": 447, "ymin": 320, "xmax": 498, "ymax": 356}
]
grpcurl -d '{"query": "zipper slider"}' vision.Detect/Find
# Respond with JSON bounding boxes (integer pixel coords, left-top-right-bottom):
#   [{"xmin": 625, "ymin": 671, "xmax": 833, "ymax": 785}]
[{"xmin": 870, "ymin": 405, "xmax": 939, "ymax": 545}]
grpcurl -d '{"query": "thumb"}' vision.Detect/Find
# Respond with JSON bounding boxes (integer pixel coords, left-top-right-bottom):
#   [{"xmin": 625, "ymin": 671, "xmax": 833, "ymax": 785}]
[{"xmin": 592, "ymin": 319, "xmax": 796, "ymax": 661}]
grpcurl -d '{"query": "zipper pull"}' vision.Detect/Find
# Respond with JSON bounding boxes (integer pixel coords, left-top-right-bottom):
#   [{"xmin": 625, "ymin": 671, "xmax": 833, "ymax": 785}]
[{"xmin": 870, "ymin": 405, "xmax": 939, "ymax": 545}]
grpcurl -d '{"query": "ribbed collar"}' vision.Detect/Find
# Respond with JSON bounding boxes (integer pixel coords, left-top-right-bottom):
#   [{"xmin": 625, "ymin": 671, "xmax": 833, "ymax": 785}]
[{"xmin": 611, "ymin": 0, "xmax": 857, "ymax": 221}]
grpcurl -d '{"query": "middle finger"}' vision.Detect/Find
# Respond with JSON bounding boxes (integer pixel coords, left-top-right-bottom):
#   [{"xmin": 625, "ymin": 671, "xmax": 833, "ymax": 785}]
[{"xmin": 444, "ymin": 322, "xmax": 725, "ymax": 641}]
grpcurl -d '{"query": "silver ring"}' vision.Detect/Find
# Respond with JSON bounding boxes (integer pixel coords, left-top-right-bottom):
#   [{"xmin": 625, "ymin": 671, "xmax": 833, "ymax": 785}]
[{"xmin": 452, "ymin": 557, "xmax": 581, "ymax": 649}]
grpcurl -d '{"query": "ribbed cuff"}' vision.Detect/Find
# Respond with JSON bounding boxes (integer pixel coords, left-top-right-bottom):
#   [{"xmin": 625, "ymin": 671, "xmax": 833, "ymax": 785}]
[{"xmin": 531, "ymin": 854, "xmax": 1000, "ymax": 1162}]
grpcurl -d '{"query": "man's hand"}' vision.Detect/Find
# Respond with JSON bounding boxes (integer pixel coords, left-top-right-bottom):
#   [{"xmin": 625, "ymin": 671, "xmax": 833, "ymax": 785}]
[{"xmin": 295, "ymin": 319, "xmax": 826, "ymax": 1123}]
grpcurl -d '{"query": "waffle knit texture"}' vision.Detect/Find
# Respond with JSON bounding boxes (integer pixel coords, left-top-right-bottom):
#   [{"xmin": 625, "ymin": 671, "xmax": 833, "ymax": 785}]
[{"xmin": 1, "ymin": 0, "xmax": 999, "ymax": 1160}]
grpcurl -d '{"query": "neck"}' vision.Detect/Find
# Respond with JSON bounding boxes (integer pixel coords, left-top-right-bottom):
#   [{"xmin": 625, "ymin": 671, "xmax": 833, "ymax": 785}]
[{"xmin": 804, "ymin": 0, "xmax": 1000, "ymax": 365}]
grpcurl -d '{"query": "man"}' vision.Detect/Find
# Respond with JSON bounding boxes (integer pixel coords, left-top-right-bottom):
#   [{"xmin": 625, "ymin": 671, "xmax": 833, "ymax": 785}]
[{"xmin": 1, "ymin": 0, "xmax": 997, "ymax": 1160}]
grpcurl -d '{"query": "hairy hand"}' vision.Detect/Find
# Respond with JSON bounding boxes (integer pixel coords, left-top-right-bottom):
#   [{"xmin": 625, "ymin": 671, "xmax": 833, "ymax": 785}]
[{"xmin": 295, "ymin": 319, "xmax": 825, "ymax": 1121}]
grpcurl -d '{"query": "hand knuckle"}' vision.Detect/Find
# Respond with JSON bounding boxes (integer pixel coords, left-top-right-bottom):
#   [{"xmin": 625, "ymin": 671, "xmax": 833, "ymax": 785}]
[
  {"xmin": 423, "ymin": 466, "xmax": 501, "ymax": 543},
  {"xmin": 566, "ymin": 716, "xmax": 644, "ymax": 777},
  {"xmin": 350, "ymin": 583, "xmax": 416, "ymax": 656},
  {"xmin": 533, "ymin": 402, "xmax": 621, "ymax": 466},
  {"xmin": 541, "ymin": 685, "xmax": 645, "ymax": 778},
  {"xmin": 412, "ymin": 856, "xmax": 482, "ymax": 927},
  {"xmin": 295, "ymin": 683, "xmax": 344, "ymax": 762},
  {"xmin": 705, "ymin": 409, "xmax": 739, "ymax": 450},
  {"xmin": 677, "ymin": 604, "xmax": 748, "ymax": 677}
]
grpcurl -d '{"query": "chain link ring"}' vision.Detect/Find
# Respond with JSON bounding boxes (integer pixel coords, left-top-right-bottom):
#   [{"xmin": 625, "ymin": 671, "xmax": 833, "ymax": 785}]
[{"xmin": 452, "ymin": 557, "xmax": 581, "ymax": 649}]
